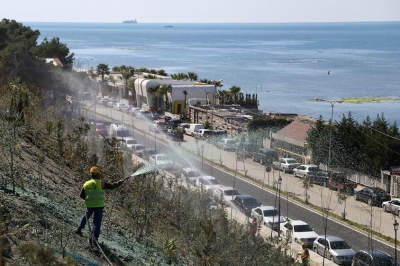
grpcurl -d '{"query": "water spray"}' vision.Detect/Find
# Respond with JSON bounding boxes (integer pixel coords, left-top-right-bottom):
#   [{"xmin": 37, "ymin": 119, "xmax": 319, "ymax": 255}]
[{"xmin": 123, "ymin": 163, "xmax": 159, "ymax": 181}]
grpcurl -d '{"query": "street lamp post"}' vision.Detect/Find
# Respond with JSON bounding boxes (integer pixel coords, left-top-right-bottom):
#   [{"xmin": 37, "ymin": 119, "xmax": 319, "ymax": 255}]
[
  {"xmin": 205, "ymin": 90, "xmax": 210, "ymax": 106},
  {"xmin": 277, "ymin": 176, "xmax": 282, "ymax": 239},
  {"xmin": 394, "ymin": 220, "xmax": 399, "ymax": 264},
  {"xmin": 319, "ymin": 99, "xmax": 342, "ymax": 170}
]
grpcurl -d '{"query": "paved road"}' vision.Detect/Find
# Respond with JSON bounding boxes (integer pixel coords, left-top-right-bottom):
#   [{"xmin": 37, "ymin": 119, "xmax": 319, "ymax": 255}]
[{"xmin": 84, "ymin": 103, "xmax": 398, "ymax": 260}]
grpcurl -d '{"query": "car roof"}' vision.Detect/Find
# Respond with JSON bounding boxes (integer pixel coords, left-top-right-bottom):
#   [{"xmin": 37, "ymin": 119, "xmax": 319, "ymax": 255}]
[
  {"xmin": 287, "ymin": 220, "xmax": 308, "ymax": 225},
  {"xmin": 235, "ymin": 194, "xmax": 257, "ymax": 200},
  {"xmin": 357, "ymin": 249, "xmax": 392, "ymax": 257},
  {"xmin": 201, "ymin": 175, "xmax": 217, "ymax": 180},
  {"xmin": 256, "ymin": 205, "xmax": 276, "ymax": 211},
  {"xmin": 299, "ymin": 164, "xmax": 318, "ymax": 167},
  {"xmin": 218, "ymin": 186, "xmax": 235, "ymax": 191},
  {"xmin": 317, "ymin": 235, "xmax": 344, "ymax": 242}
]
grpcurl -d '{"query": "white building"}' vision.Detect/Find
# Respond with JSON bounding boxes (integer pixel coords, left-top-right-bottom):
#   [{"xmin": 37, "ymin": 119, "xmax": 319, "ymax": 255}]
[{"xmin": 134, "ymin": 78, "xmax": 216, "ymax": 115}]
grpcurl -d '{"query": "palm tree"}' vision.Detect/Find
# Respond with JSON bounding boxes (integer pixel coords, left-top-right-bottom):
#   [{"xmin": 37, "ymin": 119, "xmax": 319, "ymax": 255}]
[
  {"xmin": 157, "ymin": 84, "xmax": 172, "ymax": 112},
  {"xmin": 229, "ymin": 85, "xmax": 241, "ymax": 104},
  {"xmin": 188, "ymin": 72, "xmax": 198, "ymax": 81},
  {"xmin": 157, "ymin": 69, "xmax": 168, "ymax": 76},
  {"xmin": 96, "ymin": 63, "xmax": 110, "ymax": 82},
  {"xmin": 183, "ymin": 90, "xmax": 188, "ymax": 116},
  {"xmin": 108, "ymin": 75, "xmax": 117, "ymax": 94}
]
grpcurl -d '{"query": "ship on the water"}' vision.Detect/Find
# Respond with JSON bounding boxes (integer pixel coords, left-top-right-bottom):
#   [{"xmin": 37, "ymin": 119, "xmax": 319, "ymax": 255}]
[{"xmin": 122, "ymin": 19, "xmax": 137, "ymax": 24}]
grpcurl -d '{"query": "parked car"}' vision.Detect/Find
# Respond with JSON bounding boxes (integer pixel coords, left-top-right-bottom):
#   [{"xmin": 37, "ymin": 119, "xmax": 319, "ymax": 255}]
[
  {"xmin": 193, "ymin": 129, "xmax": 212, "ymax": 139},
  {"xmin": 309, "ymin": 170, "xmax": 330, "ymax": 187},
  {"xmin": 232, "ymin": 195, "xmax": 262, "ymax": 217},
  {"xmin": 137, "ymin": 110, "xmax": 152, "ymax": 120},
  {"xmin": 352, "ymin": 249, "xmax": 397, "ymax": 266},
  {"xmin": 177, "ymin": 123, "xmax": 190, "ymax": 134},
  {"xmin": 212, "ymin": 186, "xmax": 240, "ymax": 204},
  {"xmin": 328, "ymin": 172, "xmax": 357, "ymax": 193},
  {"xmin": 165, "ymin": 129, "xmax": 184, "ymax": 141},
  {"xmin": 272, "ymin": 157, "xmax": 301, "ymax": 173},
  {"xmin": 216, "ymin": 138, "xmax": 237, "ymax": 151},
  {"xmin": 149, "ymin": 120, "xmax": 168, "ymax": 132},
  {"xmin": 149, "ymin": 154, "xmax": 174, "ymax": 170},
  {"xmin": 236, "ymin": 141, "xmax": 258, "ymax": 158},
  {"xmin": 293, "ymin": 164, "xmax": 319, "ymax": 178},
  {"xmin": 252, "ymin": 148, "xmax": 278, "ymax": 165},
  {"xmin": 121, "ymin": 137, "xmax": 137, "ymax": 149},
  {"xmin": 94, "ymin": 122, "xmax": 108, "ymax": 137},
  {"xmin": 168, "ymin": 119, "xmax": 182, "ymax": 128},
  {"xmin": 131, "ymin": 144, "xmax": 146, "ymax": 157},
  {"xmin": 181, "ymin": 167, "xmax": 201, "ymax": 185},
  {"xmin": 354, "ymin": 187, "xmax": 391, "ymax": 206},
  {"xmin": 250, "ymin": 206, "xmax": 286, "ymax": 231},
  {"xmin": 313, "ymin": 235, "xmax": 355, "ymax": 265},
  {"xmin": 195, "ymin": 175, "xmax": 220, "ymax": 193},
  {"xmin": 141, "ymin": 148, "xmax": 158, "ymax": 160},
  {"xmin": 280, "ymin": 219, "xmax": 319, "ymax": 248},
  {"xmin": 129, "ymin": 107, "xmax": 141, "ymax": 117},
  {"xmin": 382, "ymin": 198, "xmax": 400, "ymax": 216}
]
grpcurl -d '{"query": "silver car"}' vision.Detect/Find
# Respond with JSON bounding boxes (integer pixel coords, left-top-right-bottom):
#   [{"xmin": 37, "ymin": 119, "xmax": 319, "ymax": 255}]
[
  {"xmin": 313, "ymin": 235, "xmax": 355, "ymax": 265},
  {"xmin": 382, "ymin": 198, "xmax": 400, "ymax": 216},
  {"xmin": 293, "ymin": 164, "xmax": 319, "ymax": 178}
]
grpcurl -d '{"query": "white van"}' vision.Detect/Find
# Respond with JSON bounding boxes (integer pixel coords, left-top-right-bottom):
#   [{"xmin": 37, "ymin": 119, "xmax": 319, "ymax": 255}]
[
  {"xmin": 185, "ymin": 123, "xmax": 204, "ymax": 137},
  {"xmin": 109, "ymin": 124, "xmax": 130, "ymax": 139}
]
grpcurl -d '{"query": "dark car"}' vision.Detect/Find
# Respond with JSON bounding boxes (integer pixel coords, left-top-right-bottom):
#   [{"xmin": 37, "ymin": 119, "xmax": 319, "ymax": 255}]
[
  {"xmin": 309, "ymin": 170, "xmax": 330, "ymax": 187},
  {"xmin": 168, "ymin": 119, "xmax": 182, "ymax": 128},
  {"xmin": 165, "ymin": 129, "xmax": 184, "ymax": 141},
  {"xmin": 232, "ymin": 195, "xmax": 262, "ymax": 217},
  {"xmin": 252, "ymin": 148, "xmax": 278, "ymax": 165},
  {"xmin": 352, "ymin": 249, "xmax": 397, "ymax": 266},
  {"xmin": 354, "ymin": 187, "xmax": 391, "ymax": 206},
  {"xmin": 236, "ymin": 141, "xmax": 258, "ymax": 158}
]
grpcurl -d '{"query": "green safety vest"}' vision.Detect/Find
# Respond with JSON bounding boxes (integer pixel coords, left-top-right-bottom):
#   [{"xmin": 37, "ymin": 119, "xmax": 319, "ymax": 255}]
[
  {"xmin": 83, "ymin": 179, "xmax": 105, "ymax": 208},
  {"xmin": 301, "ymin": 248, "xmax": 310, "ymax": 262}
]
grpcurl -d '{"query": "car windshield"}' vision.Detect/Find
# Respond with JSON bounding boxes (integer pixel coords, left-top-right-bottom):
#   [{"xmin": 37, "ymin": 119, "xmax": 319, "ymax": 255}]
[
  {"xmin": 286, "ymin": 159, "xmax": 297, "ymax": 164},
  {"xmin": 187, "ymin": 171, "xmax": 200, "ymax": 177},
  {"xmin": 263, "ymin": 209, "xmax": 279, "ymax": 216},
  {"xmin": 330, "ymin": 241, "xmax": 351, "ymax": 249},
  {"xmin": 372, "ymin": 188, "xmax": 388, "ymax": 195},
  {"xmin": 244, "ymin": 198, "xmax": 260, "ymax": 206},
  {"xmin": 146, "ymin": 149, "xmax": 156, "ymax": 154},
  {"xmin": 126, "ymin": 140, "xmax": 136, "ymax": 144},
  {"xmin": 294, "ymin": 225, "xmax": 313, "ymax": 232},
  {"xmin": 224, "ymin": 190, "xmax": 240, "ymax": 196},
  {"xmin": 136, "ymin": 145, "xmax": 145, "ymax": 150},
  {"xmin": 208, "ymin": 179, "xmax": 219, "ymax": 185},
  {"xmin": 308, "ymin": 167, "xmax": 319, "ymax": 171},
  {"xmin": 116, "ymin": 131, "xmax": 130, "ymax": 137},
  {"xmin": 157, "ymin": 155, "xmax": 170, "ymax": 161}
]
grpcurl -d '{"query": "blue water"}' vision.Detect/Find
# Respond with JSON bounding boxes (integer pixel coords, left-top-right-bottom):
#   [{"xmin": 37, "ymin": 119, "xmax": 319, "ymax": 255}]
[{"xmin": 26, "ymin": 22, "xmax": 400, "ymax": 123}]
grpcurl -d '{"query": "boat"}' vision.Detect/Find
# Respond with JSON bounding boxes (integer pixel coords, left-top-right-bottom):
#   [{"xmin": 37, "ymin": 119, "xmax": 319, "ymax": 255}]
[
  {"xmin": 165, "ymin": 25, "xmax": 173, "ymax": 28},
  {"xmin": 122, "ymin": 19, "xmax": 137, "ymax": 24}
]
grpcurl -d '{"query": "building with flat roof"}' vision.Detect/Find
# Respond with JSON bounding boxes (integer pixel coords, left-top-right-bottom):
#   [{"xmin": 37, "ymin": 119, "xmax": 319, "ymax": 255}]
[{"xmin": 134, "ymin": 78, "xmax": 216, "ymax": 115}]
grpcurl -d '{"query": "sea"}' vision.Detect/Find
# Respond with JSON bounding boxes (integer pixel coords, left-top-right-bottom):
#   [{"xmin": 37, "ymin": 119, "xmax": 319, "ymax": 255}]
[{"xmin": 25, "ymin": 21, "xmax": 400, "ymax": 124}]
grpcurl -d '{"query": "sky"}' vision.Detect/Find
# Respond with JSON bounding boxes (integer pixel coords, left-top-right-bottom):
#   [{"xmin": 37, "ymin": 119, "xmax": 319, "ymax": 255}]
[{"xmin": 2, "ymin": 0, "xmax": 400, "ymax": 23}]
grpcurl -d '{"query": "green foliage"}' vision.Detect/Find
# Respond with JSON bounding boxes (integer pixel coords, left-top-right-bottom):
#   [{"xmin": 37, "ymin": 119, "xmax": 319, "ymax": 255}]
[
  {"xmin": 35, "ymin": 37, "xmax": 74, "ymax": 70},
  {"xmin": 96, "ymin": 63, "xmax": 110, "ymax": 81}
]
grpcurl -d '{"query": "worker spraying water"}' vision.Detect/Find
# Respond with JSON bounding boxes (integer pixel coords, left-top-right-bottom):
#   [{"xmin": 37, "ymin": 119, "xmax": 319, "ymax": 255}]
[{"xmin": 75, "ymin": 165, "xmax": 158, "ymax": 248}]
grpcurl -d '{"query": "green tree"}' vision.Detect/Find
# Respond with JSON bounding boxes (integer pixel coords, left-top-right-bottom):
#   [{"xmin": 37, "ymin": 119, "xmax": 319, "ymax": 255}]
[
  {"xmin": 35, "ymin": 37, "xmax": 74, "ymax": 70},
  {"xmin": 157, "ymin": 84, "xmax": 172, "ymax": 112},
  {"xmin": 96, "ymin": 63, "xmax": 110, "ymax": 82},
  {"xmin": 229, "ymin": 85, "xmax": 241, "ymax": 103},
  {"xmin": 187, "ymin": 72, "xmax": 198, "ymax": 81}
]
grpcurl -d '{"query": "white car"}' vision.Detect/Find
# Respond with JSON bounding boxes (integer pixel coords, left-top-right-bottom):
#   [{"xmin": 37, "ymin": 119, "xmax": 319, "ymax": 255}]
[
  {"xmin": 280, "ymin": 219, "xmax": 319, "ymax": 248},
  {"xmin": 195, "ymin": 175, "xmax": 220, "ymax": 193},
  {"xmin": 121, "ymin": 137, "xmax": 137, "ymax": 149},
  {"xmin": 181, "ymin": 167, "xmax": 201, "ymax": 185},
  {"xmin": 149, "ymin": 154, "xmax": 174, "ymax": 170},
  {"xmin": 382, "ymin": 198, "xmax": 400, "ymax": 216},
  {"xmin": 251, "ymin": 206, "xmax": 286, "ymax": 230},
  {"xmin": 293, "ymin": 164, "xmax": 319, "ymax": 178},
  {"xmin": 212, "ymin": 186, "xmax": 240, "ymax": 203}
]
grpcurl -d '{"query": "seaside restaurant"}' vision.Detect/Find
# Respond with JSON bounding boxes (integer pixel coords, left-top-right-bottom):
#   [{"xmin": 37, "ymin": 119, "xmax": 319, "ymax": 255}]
[{"xmin": 134, "ymin": 78, "xmax": 216, "ymax": 115}]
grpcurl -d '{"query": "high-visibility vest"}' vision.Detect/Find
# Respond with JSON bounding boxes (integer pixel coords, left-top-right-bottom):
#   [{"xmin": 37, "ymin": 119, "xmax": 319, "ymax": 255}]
[
  {"xmin": 301, "ymin": 248, "xmax": 310, "ymax": 262},
  {"xmin": 83, "ymin": 179, "xmax": 105, "ymax": 208}
]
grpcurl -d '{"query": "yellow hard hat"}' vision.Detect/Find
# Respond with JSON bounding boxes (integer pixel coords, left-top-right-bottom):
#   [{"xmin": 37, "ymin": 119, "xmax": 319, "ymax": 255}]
[
  {"xmin": 301, "ymin": 242, "xmax": 307, "ymax": 247},
  {"xmin": 90, "ymin": 166, "xmax": 101, "ymax": 174}
]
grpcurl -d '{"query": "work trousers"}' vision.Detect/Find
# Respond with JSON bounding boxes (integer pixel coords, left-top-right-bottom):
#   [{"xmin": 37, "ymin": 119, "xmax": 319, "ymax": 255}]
[{"xmin": 78, "ymin": 207, "xmax": 104, "ymax": 241}]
